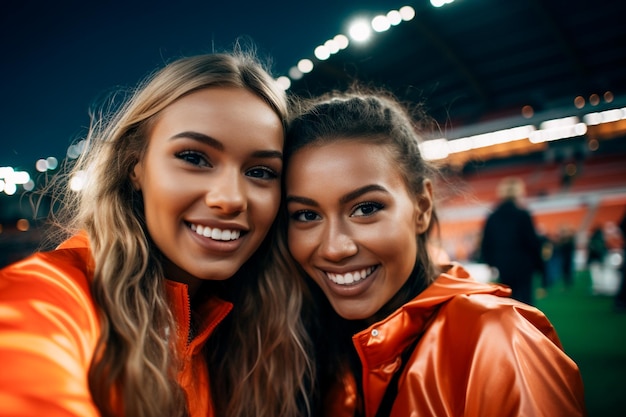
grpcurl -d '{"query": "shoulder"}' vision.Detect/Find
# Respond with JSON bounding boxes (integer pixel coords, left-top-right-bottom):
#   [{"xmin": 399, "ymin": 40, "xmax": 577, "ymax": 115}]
[
  {"xmin": 0, "ymin": 238, "xmax": 97, "ymax": 330},
  {"xmin": 0, "ymin": 238, "xmax": 101, "ymax": 416},
  {"xmin": 401, "ymin": 281, "xmax": 585, "ymax": 416},
  {"xmin": 418, "ymin": 294, "xmax": 585, "ymax": 414},
  {"xmin": 439, "ymin": 294, "xmax": 561, "ymax": 348},
  {"xmin": 1, "ymin": 243, "xmax": 93, "ymax": 295}
]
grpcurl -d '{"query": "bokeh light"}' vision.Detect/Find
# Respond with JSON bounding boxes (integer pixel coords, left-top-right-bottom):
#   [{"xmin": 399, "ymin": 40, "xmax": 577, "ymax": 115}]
[
  {"xmin": 372, "ymin": 15, "xmax": 391, "ymax": 32},
  {"xmin": 348, "ymin": 19, "xmax": 371, "ymax": 42},
  {"xmin": 276, "ymin": 76, "xmax": 291, "ymax": 90},
  {"xmin": 16, "ymin": 219, "xmax": 30, "ymax": 232}
]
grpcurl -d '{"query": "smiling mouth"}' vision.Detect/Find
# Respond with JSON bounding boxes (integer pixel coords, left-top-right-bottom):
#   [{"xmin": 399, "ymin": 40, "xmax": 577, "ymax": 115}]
[
  {"xmin": 188, "ymin": 222, "xmax": 242, "ymax": 241},
  {"xmin": 325, "ymin": 266, "xmax": 377, "ymax": 285}
]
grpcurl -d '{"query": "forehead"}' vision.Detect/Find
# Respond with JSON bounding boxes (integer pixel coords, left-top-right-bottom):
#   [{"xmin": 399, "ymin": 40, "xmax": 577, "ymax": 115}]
[
  {"xmin": 161, "ymin": 87, "xmax": 276, "ymax": 121},
  {"xmin": 286, "ymin": 139, "xmax": 403, "ymax": 191},
  {"xmin": 150, "ymin": 87, "xmax": 284, "ymax": 150}
]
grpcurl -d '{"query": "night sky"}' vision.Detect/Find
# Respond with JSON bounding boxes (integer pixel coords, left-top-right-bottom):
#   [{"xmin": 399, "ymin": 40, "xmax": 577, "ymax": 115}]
[{"xmin": 1, "ymin": 0, "xmax": 406, "ymax": 170}]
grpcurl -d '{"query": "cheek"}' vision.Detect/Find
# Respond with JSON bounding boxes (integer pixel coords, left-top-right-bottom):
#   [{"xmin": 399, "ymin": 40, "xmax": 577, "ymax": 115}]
[
  {"xmin": 143, "ymin": 177, "xmax": 186, "ymax": 217},
  {"xmin": 287, "ymin": 227, "xmax": 312, "ymax": 265},
  {"xmin": 369, "ymin": 220, "xmax": 418, "ymax": 268},
  {"xmin": 393, "ymin": 232, "xmax": 419, "ymax": 278},
  {"xmin": 287, "ymin": 228, "xmax": 302, "ymax": 259},
  {"xmin": 252, "ymin": 187, "xmax": 281, "ymax": 230}
]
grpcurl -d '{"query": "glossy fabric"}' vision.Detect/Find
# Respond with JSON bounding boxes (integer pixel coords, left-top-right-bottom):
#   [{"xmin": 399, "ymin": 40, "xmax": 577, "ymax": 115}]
[
  {"xmin": 325, "ymin": 264, "xmax": 586, "ymax": 417},
  {"xmin": 0, "ymin": 234, "xmax": 232, "ymax": 417}
]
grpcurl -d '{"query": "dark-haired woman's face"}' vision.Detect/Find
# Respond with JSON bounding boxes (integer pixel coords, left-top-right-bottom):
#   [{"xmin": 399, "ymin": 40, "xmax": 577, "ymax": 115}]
[
  {"xmin": 131, "ymin": 87, "xmax": 283, "ymax": 291},
  {"xmin": 286, "ymin": 139, "xmax": 432, "ymax": 320}
]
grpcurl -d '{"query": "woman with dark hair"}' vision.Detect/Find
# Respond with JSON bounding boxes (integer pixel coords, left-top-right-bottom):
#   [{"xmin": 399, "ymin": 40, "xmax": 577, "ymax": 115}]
[{"xmin": 282, "ymin": 87, "xmax": 585, "ymax": 416}]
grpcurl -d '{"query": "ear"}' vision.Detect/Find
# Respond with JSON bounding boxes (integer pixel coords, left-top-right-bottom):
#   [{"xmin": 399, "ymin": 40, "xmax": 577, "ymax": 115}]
[
  {"xmin": 129, "ymin": 160, "xmax": 142, "ymax": 191},
  {"xmin": 414, "ymin": 179, "xmax": 434, "ymax": 234}
]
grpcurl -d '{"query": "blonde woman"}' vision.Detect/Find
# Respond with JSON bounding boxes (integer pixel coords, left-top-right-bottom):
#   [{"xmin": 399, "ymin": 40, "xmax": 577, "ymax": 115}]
[{"xmin": 0, "ymin": 51, "xmax": 312, "ymax": 417}]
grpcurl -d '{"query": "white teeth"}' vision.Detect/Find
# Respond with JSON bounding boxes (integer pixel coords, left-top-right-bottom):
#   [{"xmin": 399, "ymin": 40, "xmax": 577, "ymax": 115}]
[
  {"xmin": 189, "ymin": 223, "xmax": 241, "ymax": 241},
  {"xmin": 327, "ymin": 267, "xmax": 375, "ymax": 285}
]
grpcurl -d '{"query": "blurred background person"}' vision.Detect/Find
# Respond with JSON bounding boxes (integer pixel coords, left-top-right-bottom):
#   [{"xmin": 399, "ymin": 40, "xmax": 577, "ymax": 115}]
[
  {"xmin": 614, "ymin": 209, "xmax": 626, "ymax": 312},
  {"xmin": 587, "ymin": 224, "xmax": 608, "ymax": 295},
  {"xmin": 480, "ymin": 177, "xmax": 544, "ymax": 305},
  {"xmin": 556, "ymin": 224, "xmax": 577, "ymax": 290},
  {"xmin": 536, "ymin": 224, "xmax": 555, "ymax": 299}
]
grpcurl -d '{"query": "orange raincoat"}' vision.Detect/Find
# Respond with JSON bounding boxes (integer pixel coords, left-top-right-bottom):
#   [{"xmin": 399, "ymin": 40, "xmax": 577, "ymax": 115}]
[
  {"xmin": 324, "ymin": 264, "xmax": 586, "ymax": 417},
  {"xmin": 0, "ymin": 234, "xmax": 232, "ymax": 416}
]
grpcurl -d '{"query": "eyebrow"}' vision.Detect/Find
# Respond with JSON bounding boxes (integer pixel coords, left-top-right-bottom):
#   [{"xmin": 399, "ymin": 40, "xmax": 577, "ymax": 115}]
[
  {"xmin": 171, "ymin": 131, "xmax": 283, "ymax": 160},
  {"xmin": 172, "ymin": 131, "xmax": 224, "ymax": 150},
  {"xmin": 286, "ymin": 184, "xmax": 387, "ymax": 206},
  {"xmin": 340, "ymin": 184, "xmax": 387, "ymax": 204}
]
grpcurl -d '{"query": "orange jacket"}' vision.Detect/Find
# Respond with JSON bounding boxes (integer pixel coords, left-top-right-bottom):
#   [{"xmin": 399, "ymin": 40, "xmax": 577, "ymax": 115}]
[
  {"xmin": 0, "ymin": 234, "xmax": 232, "ymax": 417},
  {"xmin": 324, "ymin": 264, "xmax": 586, "ymax": 417}
]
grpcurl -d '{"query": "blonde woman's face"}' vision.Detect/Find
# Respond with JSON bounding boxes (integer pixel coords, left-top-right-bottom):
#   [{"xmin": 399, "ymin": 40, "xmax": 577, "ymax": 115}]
[
  {"xmin": 286, "ymin": 140, "xmax": 432, "ymax": 321},
  {"xmin": 131, "ymin": 87, "xmax": 283, "ymax": 288}
]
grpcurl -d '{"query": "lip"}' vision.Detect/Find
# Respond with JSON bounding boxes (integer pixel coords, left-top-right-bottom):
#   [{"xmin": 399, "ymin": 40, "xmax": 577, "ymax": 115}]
[{"xmin": 319, "ymin": 265, "xmax": 380, "ymax": 297}]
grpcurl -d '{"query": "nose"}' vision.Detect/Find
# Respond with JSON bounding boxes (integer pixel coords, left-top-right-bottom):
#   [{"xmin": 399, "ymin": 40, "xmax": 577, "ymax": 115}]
[
  {"xmin": 318, "ymin": 220, "xmax": 358, "ymax": 262},
  {"xmin": 204, "ymin": 169, "xmax": 247, "ymax": 214}
]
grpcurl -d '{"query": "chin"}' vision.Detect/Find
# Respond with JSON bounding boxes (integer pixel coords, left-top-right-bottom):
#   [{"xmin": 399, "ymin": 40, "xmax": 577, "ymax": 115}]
[
  {"xmin": 201, "ymin": 270, "xmax": 239, "ymax": 281},
  {"xmin": 334, "ymin": 306, "xmax": 371, "ymax": 321}
]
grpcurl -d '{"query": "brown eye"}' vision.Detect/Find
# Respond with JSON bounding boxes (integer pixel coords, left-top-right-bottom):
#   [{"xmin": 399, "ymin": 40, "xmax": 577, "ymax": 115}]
[
  {"xmin": 352, "ymin": 202, "xmax": 383, "ymax": 217},
  {"xmin": 291, "ymin": 210, "xmax": 321, "ymax": 222},
  {"xmin": 246, "ymin": 166, "xmax": 278, "ymax": 180},
  {"xmin": 176, "ymin": 150, "xmax": 210, "ymax": 167}
]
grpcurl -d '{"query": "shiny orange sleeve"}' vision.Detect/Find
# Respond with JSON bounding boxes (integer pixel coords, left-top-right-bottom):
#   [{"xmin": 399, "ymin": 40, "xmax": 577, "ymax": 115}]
[
  {"xmin": 324, "ymin": 293, "xmax": 586, "ymax": 417},
  {"xmin": 412, "ymin": 294, "xmax": 587, "ymax": 417},
  {"xmin": 0, "ymin": 249, "xmax": 101, "ymax": 417},
  {"xmin": 461, "ymin": 300, "xmax": 585, "ymax": 416}
]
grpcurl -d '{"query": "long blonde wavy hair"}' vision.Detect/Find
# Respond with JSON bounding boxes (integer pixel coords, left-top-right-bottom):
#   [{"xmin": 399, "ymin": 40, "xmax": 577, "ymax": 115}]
[{"xmin": 52, "ymin": 51, "xmax": 313, "ymax": 417}]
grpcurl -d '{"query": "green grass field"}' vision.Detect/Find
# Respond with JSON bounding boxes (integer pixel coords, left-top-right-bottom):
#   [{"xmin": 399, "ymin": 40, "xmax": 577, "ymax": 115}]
[{"xmin": 535, "ymin": 270, "xmax": 626, "ymax": 417}]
